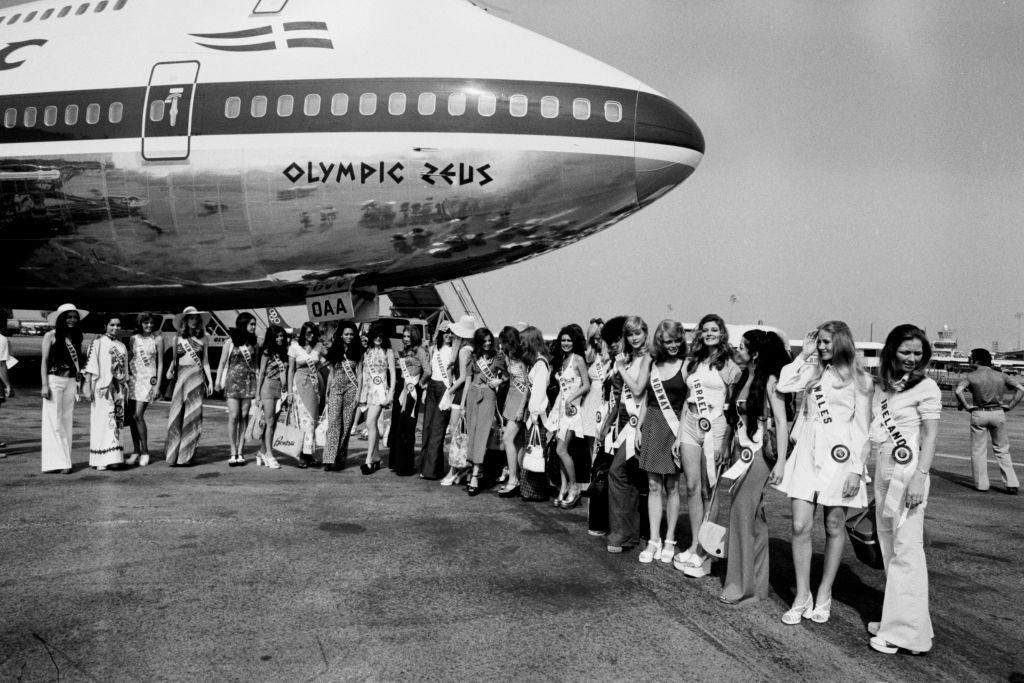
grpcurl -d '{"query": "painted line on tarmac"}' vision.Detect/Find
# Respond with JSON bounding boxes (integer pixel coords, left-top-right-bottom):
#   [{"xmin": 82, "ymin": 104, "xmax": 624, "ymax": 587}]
[
  {"xmin": 0, "ymin": 517, "xmax": 300, "ymax": 531},
  {"xmin": 934, "ymin": 452, "xmax": 1023, "ymax": 468}
]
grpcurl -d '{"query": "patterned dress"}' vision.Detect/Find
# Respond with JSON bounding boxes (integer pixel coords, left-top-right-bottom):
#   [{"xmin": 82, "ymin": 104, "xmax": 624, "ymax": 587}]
[
  {"xmin": 323, "ymin": 358, "xmax": 359, "ymax": 466},
  {"xmin": 85, "ymin": 335, "xmax": 127, "ymax": 468},
  {"xmin": 223, "ymin": 342, "xmax": 257, "ymax": 399},
  {"xmin": 637, "ymin": 363, "xmax": 686, "ymax": 475},
  {"xmin": 362, "ymin": 347, "xmax": 390, "ymax": 405},
  {"xmin": 288, "ymin": 342, "xmax": 326, "ymax": 456},
  {"xmin": 129, "ymin": 334, "xmax": 160, "ymax": 403},
  {"xmin": 165, "ymin": 337, "xmax": 206, "ymax": 465},
  {"xmin": 544, "ymin": 355, "xmax": 584, "ymax": 439}
]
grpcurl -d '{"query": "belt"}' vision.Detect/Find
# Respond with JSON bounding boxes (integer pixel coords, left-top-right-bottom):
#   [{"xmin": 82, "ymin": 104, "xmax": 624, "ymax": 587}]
[{"xmin": 974, "ymin": 405, "xmax": 1003, "ymax": 411}]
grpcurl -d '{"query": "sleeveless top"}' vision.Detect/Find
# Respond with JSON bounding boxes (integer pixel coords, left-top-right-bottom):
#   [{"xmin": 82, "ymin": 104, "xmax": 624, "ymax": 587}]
[
  {"xmin": 47, "ymin": 336, "xmax": 81, "ymax": 377},
  {"xmin": 645, "ymin": 363, "xmax": 686, "ymax": 411}
]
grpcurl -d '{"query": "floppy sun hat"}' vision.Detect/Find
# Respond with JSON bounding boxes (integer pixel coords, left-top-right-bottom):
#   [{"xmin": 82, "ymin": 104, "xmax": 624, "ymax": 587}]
[
  {"xmin": 46, "ymin": 303, "xmax": 89, "ymax": 326},
  {"xmin": 449, "ymin": 315, "xmax": 479, "ymax": 339},
  {"xmin": 173, "ymin": 306, "xmax": 212, "ymax": 331}
]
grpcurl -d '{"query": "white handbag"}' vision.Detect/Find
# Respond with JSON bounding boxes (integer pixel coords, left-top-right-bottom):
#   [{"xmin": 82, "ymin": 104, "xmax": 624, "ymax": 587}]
[
  {"xmin": 697, "ymin": 464, "xmax": 729, "ymax": 558},
  {"xmin": 522, "ymin": 425, "xmax": 546, "ymax": 474}
]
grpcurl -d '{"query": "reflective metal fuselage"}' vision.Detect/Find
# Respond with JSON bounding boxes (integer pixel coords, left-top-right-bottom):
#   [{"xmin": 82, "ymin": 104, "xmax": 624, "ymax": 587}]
[{"xmin": 0, "ymin": 0, "xmax": 704, "ymax": 308}]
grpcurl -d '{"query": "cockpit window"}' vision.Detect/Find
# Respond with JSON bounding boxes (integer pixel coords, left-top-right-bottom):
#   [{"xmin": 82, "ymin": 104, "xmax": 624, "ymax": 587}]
[
  {"xmin": 95, "ymin": 1, "xmax": 108, "ymax": 10},
  {"xmin": 41, "ymin": 9, "xmax": 54, "ymax": 19},
  {"xmin": 604, "ymin": 101, "xmax": 623, "ymax": 123},
  {"xmin": 114, "ymin": 0, "xmax": 128, "ymax": 8},
  {"xmin": 540, "ymin": 96, "xmax": 559, "ymax": 119},
  {"xmin": 7, "ymin": 13, "xmax": 20, "ymax": 24},
  {"xmin": 58, "ymin": 7, "xmax": 71, "ymax": 18},
  {"xmin": 76, "ymin": 4, "xmax": 89, "ymax": 15},
  {"xmin": 25, "ymin": 11, "xmax": 37, "ymax": 21}
]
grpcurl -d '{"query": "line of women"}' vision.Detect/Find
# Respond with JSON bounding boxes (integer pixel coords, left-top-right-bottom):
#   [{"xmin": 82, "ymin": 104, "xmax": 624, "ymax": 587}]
[{"xmin": 36, "ymin": 305, "xmax": 937, "ymax": 655}]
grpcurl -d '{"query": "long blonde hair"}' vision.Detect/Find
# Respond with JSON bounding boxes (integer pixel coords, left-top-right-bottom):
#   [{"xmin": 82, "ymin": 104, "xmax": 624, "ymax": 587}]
[{"xmin": 810, "ymin": 320, "xmax": 870, "ymax": 393}]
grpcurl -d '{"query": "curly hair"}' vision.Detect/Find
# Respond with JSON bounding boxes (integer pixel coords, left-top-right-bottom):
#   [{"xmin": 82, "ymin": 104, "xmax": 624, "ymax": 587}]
[
  {"xmin": 650, "ymin": 319, "xmax": 686, "ymax": 363},
  {"xmin": 686, "ymin": 313, "xmax": 729, "ymax": 373}
]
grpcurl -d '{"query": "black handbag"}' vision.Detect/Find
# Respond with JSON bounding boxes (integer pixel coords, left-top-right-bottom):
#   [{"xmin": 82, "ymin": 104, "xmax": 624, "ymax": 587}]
[{"xmin": 845, "ymin": 500, "xmax": 885, "ymax": 569}]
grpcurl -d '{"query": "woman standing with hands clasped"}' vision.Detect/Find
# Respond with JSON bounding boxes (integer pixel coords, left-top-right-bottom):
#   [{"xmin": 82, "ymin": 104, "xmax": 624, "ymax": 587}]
[
  {"xmin": 866, "ymin": 325, "xmax": 939, "ymax": 655},
  {"xmin": 126, "ymin": 312, "xmax": 163, "ymax": 466},
  {"xmin": 358, "ymin": 322, "xmax": 395, "ymax": 474},
  {"xmin": 634, "ymin": 320, "xmax": 688, "ymax": 565},
  {"xmin": 322, "ymin": 321, "xmax": 363, "ymax": 472},
  {"xmin": 216, "ymin": 312, "xmax": 259, "ymax": 466},
  {"xmin": 40, "ymin": 303, "xmax": 87, "ymax": 474},
  {"xmin": 775, "ymin": 320, "xmax": 872, "ymax": 625},
  {"xmin": 672, "ymin": 314, "xmax": 741, "ymax": 578},
  {"xmin": 719, "ymin": 330, "xmax": 792, "ymax": 604},
  {"xmin": 165, "ymin": 306, "xmax": 214, "ymax": 467},
  {"xmin": 389, "ymin": 326, "xmax": 429, "ymax": 476},
  {"xmin": 545, "ymin": 325, "xmax": 590, "ymax": 508},
  {"xmin": 84, "ymin": 314, "xmax": 128, "ymax": 471}
]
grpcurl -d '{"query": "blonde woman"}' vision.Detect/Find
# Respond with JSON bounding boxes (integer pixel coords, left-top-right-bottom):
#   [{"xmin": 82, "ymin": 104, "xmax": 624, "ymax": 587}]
[
  {"xmin": 776, "ymin": 320, "xmax": 872, "ymax": 625},
  {"xmin": 165, "ymin": 306, "xmax": 214, "ymax": 467}
]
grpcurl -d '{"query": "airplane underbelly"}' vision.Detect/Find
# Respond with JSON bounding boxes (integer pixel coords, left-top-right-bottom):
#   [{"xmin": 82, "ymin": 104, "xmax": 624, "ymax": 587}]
[{"xmin": 0, "ymin": 132, "xmax": 661, "ymax": 305}]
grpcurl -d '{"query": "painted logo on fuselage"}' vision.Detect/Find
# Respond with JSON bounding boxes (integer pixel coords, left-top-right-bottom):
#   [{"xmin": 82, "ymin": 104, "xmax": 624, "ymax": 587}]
[
  {"xmin": 0, "ymin": 39, "xmax": 47, "ymax": 71},
  {"xmin": 190, "ymin": 21, "xmax": 333, "ymax": 52}
]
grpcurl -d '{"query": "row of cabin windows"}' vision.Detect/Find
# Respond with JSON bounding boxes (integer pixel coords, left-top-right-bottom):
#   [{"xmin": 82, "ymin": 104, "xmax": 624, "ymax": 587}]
[
  {"xmin": 3, "ymin": 102, "xmax": 124, "ymax": 128},
  {"xmin": 221, "ymin": 92, "xmax": 624, "ymax": 123},
  {"xmin": 0, "ymin": 0, "xmax": 127, "ymax": 25}
]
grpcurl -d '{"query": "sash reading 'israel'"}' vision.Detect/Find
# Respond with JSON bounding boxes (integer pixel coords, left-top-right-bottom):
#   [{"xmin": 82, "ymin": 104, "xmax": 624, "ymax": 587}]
[
  {"xmin": 304, "ymin": 351, "xmax": 320, "ymax": 384},
  {"xmin": 810, "ymin": 382, "xmax": 851, "ymax": 464},
  {"xmin": 398, "ymin": 356, "xmax": 413, "ymax": 383},
  {"xmin": 691, "ymin": 376, "xmax": 712, "ymax": 432},
  {"xmin": 879, "ymin": 397, "xmax": 915, "ymax": 466},
  {"xmin": 649, "ymin": 365, "xmax": 680, "ymax": 437}
]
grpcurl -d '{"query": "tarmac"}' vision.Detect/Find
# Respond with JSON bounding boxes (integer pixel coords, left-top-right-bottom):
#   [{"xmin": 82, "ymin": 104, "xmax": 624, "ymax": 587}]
[{"xmin": 1, "ymin": 382, "xmax": 1022, "ymax": 681}]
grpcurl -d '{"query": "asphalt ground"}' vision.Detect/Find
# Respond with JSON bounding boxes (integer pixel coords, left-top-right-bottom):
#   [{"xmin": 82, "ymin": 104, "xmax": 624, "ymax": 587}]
[{"xmin": 0, "ymin": 387, "xmax": 1022, "ymax": 681}]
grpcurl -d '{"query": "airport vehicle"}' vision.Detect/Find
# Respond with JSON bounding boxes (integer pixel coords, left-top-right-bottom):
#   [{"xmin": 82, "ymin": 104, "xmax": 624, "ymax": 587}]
[{"xmin": 0, "ymin": 0, "xmax": 704, "ymax": 310}]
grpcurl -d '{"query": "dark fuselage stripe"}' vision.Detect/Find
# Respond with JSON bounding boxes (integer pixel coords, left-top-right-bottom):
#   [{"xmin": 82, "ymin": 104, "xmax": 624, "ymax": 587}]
[{"xmin": 0, "ymin": 78, "xmax": 703, "ymax": 153}]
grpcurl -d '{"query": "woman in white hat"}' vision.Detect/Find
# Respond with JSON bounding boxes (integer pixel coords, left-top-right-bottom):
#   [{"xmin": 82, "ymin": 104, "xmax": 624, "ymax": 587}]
[
  {"xmin": 84, "ymin": 314, "xmax": 128, "ymax": 470},
  {"xmin": 439, "ymin": 315, "xmax": 477, "ymax": 485},
  {"xmin": 164, "ymin": 307, "xmax": 214, "ymax": 466},
  {"xmin": 40, "ymin": 303, "xmax": 87, "ymax": 473}
]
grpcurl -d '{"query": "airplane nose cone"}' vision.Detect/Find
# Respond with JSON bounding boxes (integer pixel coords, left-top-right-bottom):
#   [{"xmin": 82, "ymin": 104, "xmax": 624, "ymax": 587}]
[{"xmin": 633, "ymin": 92, "xmax": 705, "ymax": 206}]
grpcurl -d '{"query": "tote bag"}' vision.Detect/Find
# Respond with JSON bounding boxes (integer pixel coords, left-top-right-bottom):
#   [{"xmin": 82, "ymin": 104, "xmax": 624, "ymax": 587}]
[
  {"xmin": 245, "ymin": 409, "xmax": 266, "ymax": 443},
  {"xmin": 448, "ymin": 414, "xmax": 469, "ymax": 468},
  {"xmin": 271, "ymin": 401, "xmax": 303, "ymax": 458},
  {"xmin": 697, "ymin": 464, "xmax": 729, "ymax": 559},
  {"xmin": 521, "ymin": 424, "xmax": 546, "ymax": 473}
]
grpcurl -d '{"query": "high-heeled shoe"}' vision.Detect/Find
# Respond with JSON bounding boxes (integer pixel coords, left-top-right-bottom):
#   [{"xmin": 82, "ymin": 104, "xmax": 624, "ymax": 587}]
[
  {"xmin": 139, "ymin": 454, "xmax": 150, "ymax": 467},
  {"xmin": 126, "ymin": 453, "xmax": 140, "ymax": 466},
  {"xmin": 256, "ymin": 451, "xmax": 281, "ymax": 469},
  {"xmin": 297, "ymin": 454, "xmax": 310, "ymax": 469},
  {"xmin": 560, "ymin": 490, "xmax": 582, "ymax": 510},
  {"xmin": 781, "ymin": 595, "xmax": 814, "ymax": 625},
  {"xmin": 228, "ymin": 455, "xmax": 239, "ymax": 467},
  {"xmin": 360, "ymin": 460, "xmax": 381, "ymax": 475},
  {"xmin": 452, "ymin": 468, "xmax": 470, "ymax": 486},
  {"xmin": 497, "ymin": 482, "xmax": 520, "ymax": 498},
  {"xmin": 497, "ymin": 466, "xmax": 509, "ymax": 484},
  {"xmin": 809, "ymin": 599, "xmax": 831, "ymax": 623},
  {"xmin": 466, "ymin": 474, "xmax": 481, "ymax": 496}
]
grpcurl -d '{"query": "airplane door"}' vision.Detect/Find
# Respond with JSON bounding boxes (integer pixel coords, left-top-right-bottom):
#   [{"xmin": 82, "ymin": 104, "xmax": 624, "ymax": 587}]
[{"xmin": 142, "ymin": 61, "xmax": 200, "ymax": 161}]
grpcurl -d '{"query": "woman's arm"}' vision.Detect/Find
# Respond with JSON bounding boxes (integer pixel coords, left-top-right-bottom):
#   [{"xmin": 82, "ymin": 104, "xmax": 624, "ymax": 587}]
[
  {"xmin": 202, "ymin": 339, "xmax": 214, "ymax": 391},
  {"xmin": 216, "ymin": 339, "xmax": 232, "ymax": 391},
  {"xmin": 83, "ymin": 338, "xmax": 99, "ymax": 400},
  {"xmin": 618, "ymin": 355, "xmax": 650, "ymax": 397},
  {"xmin": 526, "ymin": 360, "xmax": 550, "ymax": 423},
  {"xmin": 154, "ymin": 336, "xmax": 165, "ymax": 388},
  {"xmin": 766, "ymin": 376, "xmax": 790, "ymax": 484},
  {"xmin": 843, "ymin": 378, "xmax": 874, "ymax": 497},
  {"xmin": 287, "ymin": 357, "xmax": 296, "ymax": 399},
  {"xmin": 386, "ymin": 349, "xmax": 396, "ymax": 400},
  {"xmin": 906, "ymin": 419, "xmax": 938, "ymax": 508},
  {"xmin": 567, "ymin": 355, "xmax": 591, "ymax": 402},
  {"xmin": 449, "ymin": 346, "xmax": 472, "ymax": 393},
  {"xmin": 40, "ymin": 331, "xmax": 53, "ymax": 399},
  {"xmin": 166, "ymin": 335, "xmax": 179, "ymax": 380},
  {"xmin": 257, "ymin": 354, "xmax": 269, "ymax": 393}
]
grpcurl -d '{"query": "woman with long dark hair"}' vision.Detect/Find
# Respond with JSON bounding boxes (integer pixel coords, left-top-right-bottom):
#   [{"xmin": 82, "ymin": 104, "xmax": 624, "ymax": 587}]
[
  {"xmin": 322, "ymin": 321, "xmax": 364, "ymax": 472},
  {"xmin": 217, "ymin": 312, "xmax": 259, "ymax": 466},
  {"xmin": 581, "ymin": 318, "xmax": 613, "ymax": 464},
  {"xmin": 126, "ymin": 312, "xmax": 163, "ymax": 466},
  {"xmin": 389, "ymin": 326, "xmax": 429, "ymax": 475},
  {"xmin": 720, "ymin": 330, "xmax": 792, "ymax": 604},
  {"xmin": 84, "ymin": 314, "xmax": 129, "ymax": 471},
  {"xmin": 672, "ymin": 313, "xmax": 741, "ymax": 578},
  {"xmin": 287, "ymin": 321, "xmax": 327, "ymax": 468},
  {"xmin": 866, "ymin": 324, "xmax": 939, "ymax": 655},
  {"xmin": 40, "ymin": 303, "xmax": 87, "ymax": 473},
  {"xmin": 544, "ymin": 324, "xmax": 590, "ymax": 508},
  {"xmin": 517, "ymin": 326, "xmax": 552, "ymax": 500},
  {"xmin": 165, "ymin": 306, "xmax": 214, "ymax": 467},
  {"xmin": 497, "ymin": 326, "xmax": 524, "ymax": 496},
  {"xmin": 255, "ymin": 324, "xmax": 290, "ymax": 468},
  {"xmin": 460, "ymin": 327, "xmax": 507, "ymax": 496},
  {"xmin": 359, "ymin": 322, "xmax": 395, "ymax": 474},
  {"xmin": 419, "ymin": 322, "xmax": 457, "ymax": 479},
  {"xmin": 635, "ymin": 320, "xmax": 687, "ymax": 565},
  {"xmin": 776, "ymin": 320, "xmax": 872, "ymax": 625}
]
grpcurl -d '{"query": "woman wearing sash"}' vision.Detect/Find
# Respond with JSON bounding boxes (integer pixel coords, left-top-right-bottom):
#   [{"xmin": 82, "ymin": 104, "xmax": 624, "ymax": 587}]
[
  {"xmin": 388, "ymin": 326, "xmax": 429, "ymax": 476},
  {"xmin": 634, "ymin": 320, "xmax": 687, "ymax": 564},
  {"xmin": 776, "ymin": 320, "xmax": 872, "ymax": 625},
  {"xmin": 866, "ymin": 325, "xmax": 938, "ymax": 655},
  {"xmin": 217, "ymin": 313, "xmax": 259, "ymax": 466},
  {"xmin": 460, "ymin": 327, "xmax": 507, "ymax": 496},
  {"xmin": 605, "ymin": 316, "xmax": 648, "ymax": 551},
  {"xmin": 440, "ymin": 315, "xmax": 477, "ymax": 485},
  {"xmin": 126, "ymin": 312, "xmax": 163, "ymax": 466},
  {"xmin": 358, "ymin": 323, "xmax": 395, "ymax": 474},
  {"xmin": 590, "ymin": 316, "xmax": 627, "ymax": 536},
  {"xmin": 720, "ymin": 330, "xmax": 792, "ymax": 604},
  {"xmin": 497, "ymin": 326, "xmax": 525, "ymax": 496},
  {"xmin": 255, "ymin": 325, "xmax": 290, "ymax": 469},
  {"xmin": 581, "ymin": 320, "xmax": 613, "ymax": 463},
  {"xmin": 545, "ymin": 325, "xmax": 590, "ymax": 508},
  {"xmin": 672, "ymin": 313, "xmax": 741, "ymax": 578},
  {"xmin": 287, "ymin": 321, "xmax": 327, "ymax": 468},
  {"xmin": 40, "ymin": 303, "xmax": 87, "ymax": 473},
  {"xmin": 165, "ymin": 306, "xmax": 214, "ymax": 466},
  {"xmin": 518, "ymin": 326, "xmax": 552, "ymax": 500},
  {"xmin": 321, "ymin": 321, "xmax": 363, "ymax": 472},
  {"xmin": 419, "ymin": 322, "xmax": 457, "ymax": 479},
  {"xmin": 84, "ymin": 314, "xmax": 128, "ymax": 470}
]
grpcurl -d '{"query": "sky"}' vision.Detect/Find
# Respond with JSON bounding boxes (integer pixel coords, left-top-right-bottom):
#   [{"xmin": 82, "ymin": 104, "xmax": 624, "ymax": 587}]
[
  {"xmin": 2, "ymin": 0, "xmax": 1022, "ymax": 350},
  {"xmin": 463, "ymin": 1, "xmax": 1024, "ymax": 351}
]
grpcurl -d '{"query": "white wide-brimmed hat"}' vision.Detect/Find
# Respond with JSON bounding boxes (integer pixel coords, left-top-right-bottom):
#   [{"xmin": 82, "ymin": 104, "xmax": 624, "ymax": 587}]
[
  {"xmin": 449, "ymin": 314, "xmax": 479, "ymax": 339},
  {"xmin": 173, "ymin": 306, "xmax": 212, "ymax": 331},
  {"xmin": 46, "ymin": 303, "xmax": 89, "ymax": 326}
]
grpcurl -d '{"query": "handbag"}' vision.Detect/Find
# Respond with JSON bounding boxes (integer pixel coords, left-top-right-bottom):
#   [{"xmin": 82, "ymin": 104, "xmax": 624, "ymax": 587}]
[
  {"xmin": 438, "ymin": 388, "xmax": 453, "ymax": 411},
  {"xmin": 487, "ymin": 407, "xmax": 505, "ymax": 451},
  {"xmin": 314, "ymin": 409, "xmax": 330, "ymax": 448},
  {"xmin": 522, "ymin": 424, "xmax": 546, "ymax": 473},
  {"xmin": 448, "ymin": 414, "xmax": 469, "ymax": 468},
  {"xmin": 271, "ymin": 401, "xmax": 303, "ymax": 458},
  {"xmin": 245, "ymin": 408, "xmax": 266, "ymax": 443},
  {"xmin": 697, "ymin": 465, "xmax": 729, "ymax": 559},
  {"xmin": 846, "ymin": 500, "xmax": 885, "ymax": 569}
]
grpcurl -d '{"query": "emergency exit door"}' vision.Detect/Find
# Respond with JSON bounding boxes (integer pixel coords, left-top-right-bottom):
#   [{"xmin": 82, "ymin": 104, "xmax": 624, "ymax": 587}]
[{"xmin": 142, "ymin": 61, "xmax": 200, "ymax": 161}]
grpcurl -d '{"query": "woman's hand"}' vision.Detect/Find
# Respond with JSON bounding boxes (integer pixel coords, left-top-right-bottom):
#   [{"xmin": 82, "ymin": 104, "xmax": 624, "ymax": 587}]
[
  {"xmin": 671, "ymin": 437, "xmax": 683, "ymax": 459},
  {"xmin": 768, "ymin": 462, "xmax": 786, "ymax": 486},
  {"xmin": 801, "ymin": 331, "xmax": 818, "ymax": 359},
  {"xmin": 906, "ymin": 471, "xmax": 927, "ymax": 508},
  {"xmin": 41, "ymin": 386, "xmax": 52, "ymax": 401},
  {"xmin": 714, "ymin": 448, "xmax": 726, "ymax": 466},
  {"xmin": 166, "ymin": 367, "xmax": 176, "ymax": 380},
  {"xmin": 634, "ymin": 429, "xmax": 642, "ymax": 450},
  {"xmin": 842, "ymin": 472, "xmax": 862, "ymax": 498}
]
